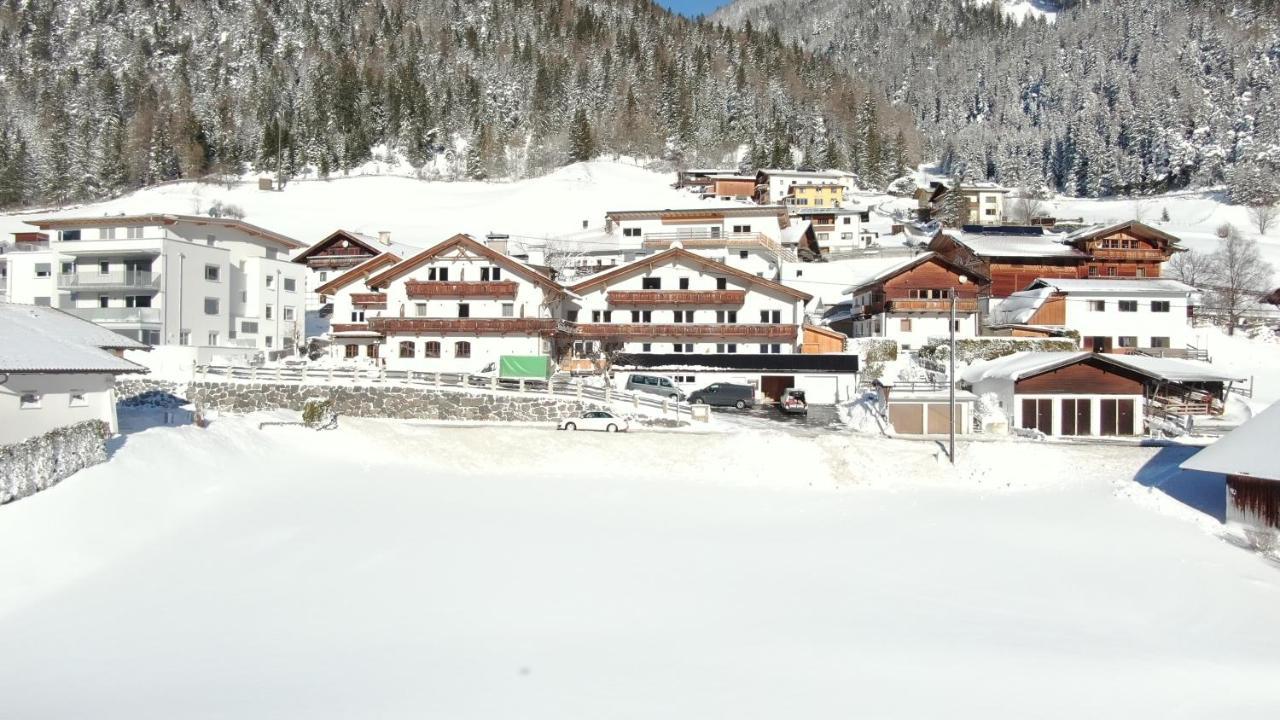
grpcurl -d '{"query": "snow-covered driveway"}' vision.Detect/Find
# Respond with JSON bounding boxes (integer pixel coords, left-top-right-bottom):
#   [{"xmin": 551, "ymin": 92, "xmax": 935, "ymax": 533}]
[{"xmin": 0, "ymin": 416, "xmax": 1278, "ymax": 718}]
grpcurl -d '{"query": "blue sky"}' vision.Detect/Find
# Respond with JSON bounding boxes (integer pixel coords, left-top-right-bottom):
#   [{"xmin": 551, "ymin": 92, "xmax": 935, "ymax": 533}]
[{"xmin": 654, "ymin": 0, "xmax": 728, "ymax": 17}]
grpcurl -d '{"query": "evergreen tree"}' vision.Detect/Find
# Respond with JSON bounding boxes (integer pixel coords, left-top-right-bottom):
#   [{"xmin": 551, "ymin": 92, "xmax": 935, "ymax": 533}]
[{"xmin": 569, "ymin": 109, "xmax": 596, "ymax": 163}]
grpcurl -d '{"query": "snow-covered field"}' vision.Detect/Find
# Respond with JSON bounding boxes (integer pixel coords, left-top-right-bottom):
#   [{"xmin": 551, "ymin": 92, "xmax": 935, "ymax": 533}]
[
  {"xmin": 0, "ymin": 159, "xmax": 732, "ymax": 250},
  {"xmin": 1, "ymin": 413, "xmax": 1278, "ymax": 718}
]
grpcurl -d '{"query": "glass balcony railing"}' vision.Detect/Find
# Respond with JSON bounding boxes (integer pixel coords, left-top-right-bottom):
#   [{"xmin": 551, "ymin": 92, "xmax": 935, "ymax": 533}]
[
  {"xmin": 61, "ymin": 306, "xmax": 162, "ymax": 324},
  {"xmin": 57, "ymin": 271, "xmax": 161, "ymax": 290}
]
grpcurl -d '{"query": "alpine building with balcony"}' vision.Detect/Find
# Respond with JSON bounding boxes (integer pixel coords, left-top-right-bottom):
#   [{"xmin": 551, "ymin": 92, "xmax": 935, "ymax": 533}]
[{"xmin": 838, "ymin": 252, "xmax": 987, "ymax": 350}]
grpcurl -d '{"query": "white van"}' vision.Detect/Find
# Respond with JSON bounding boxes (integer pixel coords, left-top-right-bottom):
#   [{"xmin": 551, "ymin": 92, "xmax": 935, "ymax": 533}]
[{"xmin": 623, "ymin": 373, "xmax": 684, "ymax": 400}]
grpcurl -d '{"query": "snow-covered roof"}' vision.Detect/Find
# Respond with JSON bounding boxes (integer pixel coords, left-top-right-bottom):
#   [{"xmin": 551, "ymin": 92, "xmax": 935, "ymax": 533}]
[
  {"xmin": 948, "ymin": 229, "xmax": 1085, "ymax": 259},
  {"xmin": 0, "ymin": 303, "xmax": 147, "ymax": 350},
  {"xmin": 0, "ymin": 306, "xmax": 147, "ymax": 374},
  {"xmin": 990, "ymin": 287, "xmax": 1055, "ymax": 325},
  {"xmin": 1180, "ymin": 401, "xmax": 1280, "ymax": 481},
  {"xmin": 759, "ymin": 169, "xmax": 855, "ymax": 179},
  {"xmin": 781, "ymin": 219, "xmax": 811, "ymax": 246},
  {"xmin": 1027, "ymin": 278, "xmax": 1197, "ymax": 294},
  {"xmin": 1062, "ymin": 220, "xmax": 1183, "ymax": 248},
  {"xmin": 842, "ymin": 254, "xmax": 931, "ymax": 295},
  {"xmin": 960, "ymin": 351, "xmax": 1086, "ymax": 384},
  {"xmin": 1100, "ymin": 355, "xmax": 1248, "ymax": 383},
  {"xmin": 344, "ymin": 232, "xmax": 424, "ymax": 261}
]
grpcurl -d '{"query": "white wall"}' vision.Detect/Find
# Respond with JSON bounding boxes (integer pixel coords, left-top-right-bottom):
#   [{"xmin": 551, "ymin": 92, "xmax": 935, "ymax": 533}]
[
  {"xmin": 1060, "ymin": 292, "xmax": 1191, "ymax": 348},
  {"xmin": 0, "ymin": 373, "xmax": 119, "ymax": 445},
  {"xmin": 850, "ymin": 310, "xmax": 978, "ymax": 350}
]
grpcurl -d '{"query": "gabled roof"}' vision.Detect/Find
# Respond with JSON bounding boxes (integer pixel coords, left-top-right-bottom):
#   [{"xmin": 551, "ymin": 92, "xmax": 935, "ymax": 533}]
[
  {"xmin": 570, "ymin": 246, "xmax": 813, "ymax": 302},
  {"xmin": 939, "ymin": 228, "xmax": 1085, "ymax": 259},
  {"xmin": 25, "ymin": 214, "xmax": 304, "ymax": 250},
  {"xmin": 365, "ymin": 234, "xmax": 562, "ymax": 293},
  {"xmin": 314, "ymin": 252, "xmax": 403, "ymax": 296},
  {"xmin": 961, "ymin": 350, "xmax": 1238, "ymax": 387},
  {"xmin": 292, "ymin": 229, "xmax": 423, "ymax": 264},
  {"xmin": 606, "ymin": 206, "xmax": 789, "ymax": 221},
  {"xmin": 843, "ymin": 252, "xmax": 989, "ymax": 295},
  {"xmin": 1063, "ymin": 220, "xmax": 1183, "ymax": 249},
  {"xmin": 1180, "ymin": 401, "xmax": 1280, "ymax": 481},
  {"xmin": 0, "ymin": 303, "xmax": 148, "ymax": 351},
  {"xmin": 0, "ymin": 304, "xmax": 147, "ymax": 374}
]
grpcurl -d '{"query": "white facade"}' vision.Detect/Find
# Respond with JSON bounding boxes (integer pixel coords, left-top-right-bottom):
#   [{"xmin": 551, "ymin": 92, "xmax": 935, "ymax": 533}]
[
  {"xmin": 755, "ymin": 170, "xmax": 859, "ymax": 205},
  {"xmin": 567, "ymin": 249, "xmax": 808, "ymax": 356},
  {"xmin": 6, "ymin": 217, "xmax": 305, "ymax": 352},
  {"xmin": 0, "ymin": 373, "xmax": 120, "ymax": 445},
  {"xmin": 849, "ymin": 311, "xmax": 978, "ymax": 350},
  {"xmin": 992, "ymin": 278, "xmax": 1195, "ymax": 350}
]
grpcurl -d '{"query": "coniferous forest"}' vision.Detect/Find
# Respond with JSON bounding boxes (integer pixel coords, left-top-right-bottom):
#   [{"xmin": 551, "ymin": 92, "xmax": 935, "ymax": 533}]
[{"xmin": 0, "ymin": 0, "xmax": 1277, "ymax": 210}]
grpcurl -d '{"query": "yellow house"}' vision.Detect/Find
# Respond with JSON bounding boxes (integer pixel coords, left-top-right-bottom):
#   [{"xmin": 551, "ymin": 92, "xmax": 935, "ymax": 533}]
[{"xmin": 785, "ymin": 183, "xmax": 845, "ymax": 208}]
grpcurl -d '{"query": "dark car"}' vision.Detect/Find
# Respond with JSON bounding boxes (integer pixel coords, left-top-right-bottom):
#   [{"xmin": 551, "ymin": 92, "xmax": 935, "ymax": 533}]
[{"xmin": 688, "ymin": 382, "xmax": 755, "ymax": 409}]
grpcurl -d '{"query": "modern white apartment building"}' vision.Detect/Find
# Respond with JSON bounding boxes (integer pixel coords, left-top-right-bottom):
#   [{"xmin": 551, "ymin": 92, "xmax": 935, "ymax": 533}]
[
  {"xmin": 4, "ymin": 215, "xmax": 306, "ymax": 351},
  {"xmin": 752, "ymin": 169, "xmax": 859, "ymax": 205}
]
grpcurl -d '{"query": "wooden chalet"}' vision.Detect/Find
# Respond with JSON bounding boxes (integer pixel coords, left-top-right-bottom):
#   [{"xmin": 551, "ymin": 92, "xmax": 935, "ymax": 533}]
[
  {"xmin": 1181, "ymin": 402, "xmax": 1280, "ymax": 534},
  {"xmin": 292, "ymin": 230, "xmax": 390, "ymax": 272},
  {"xmin": 1062, "ymin": 221, "xmax": 1183, "ymax": 280}
]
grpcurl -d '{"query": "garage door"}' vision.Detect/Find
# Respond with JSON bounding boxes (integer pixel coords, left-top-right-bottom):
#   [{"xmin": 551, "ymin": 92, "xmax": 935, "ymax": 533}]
[
  {"xmin": 889, "ymin": 403, "xmax": 924, "ymax": 434},
  {"xmin": 796, "ymin": 375, "xmax": 838, "ymax": 404},
  {"xmin": 761, "ymin": 375, "xmax": 794, "ymax": 402},
  {"xmin": 926, "ymin": 403, "xmax": 961, "ymax": 434}
]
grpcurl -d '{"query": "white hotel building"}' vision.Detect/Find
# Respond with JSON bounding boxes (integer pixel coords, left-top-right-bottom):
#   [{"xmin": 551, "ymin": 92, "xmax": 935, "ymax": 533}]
[{"xmin": 1, "ymin": 215, "xmax": 306, "ymax": 351}]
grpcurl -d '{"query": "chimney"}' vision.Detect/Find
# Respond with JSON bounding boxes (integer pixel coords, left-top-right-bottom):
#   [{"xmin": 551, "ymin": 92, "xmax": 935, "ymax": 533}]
[{"xmin": 378, "ymin": 231, "xmax": 391, "ymax": 245}]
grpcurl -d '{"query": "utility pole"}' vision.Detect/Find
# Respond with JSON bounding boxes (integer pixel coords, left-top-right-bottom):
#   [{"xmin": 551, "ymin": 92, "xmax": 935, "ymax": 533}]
[{"xmin": 948, "ymin": 274, "xmax": 968, "ymax": 465}]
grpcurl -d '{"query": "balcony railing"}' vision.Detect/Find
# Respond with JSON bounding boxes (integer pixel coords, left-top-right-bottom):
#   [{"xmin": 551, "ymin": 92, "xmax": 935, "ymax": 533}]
[
  {"xmin": 574, "ymin": 323, "xmax": 796, "ymax": 340},
  {"xmin": 62, "ymin": 306, "xmax": 162, "ymax": 324},
  {"xmin": 370, "ymin": 317, "xmax": 561, "ymax": 335},
  {"xmin": 350, "ymin": 293, "xmax": 388, "ymax": 308},
  {"xmin": 607, "ymin": 290, "xmax": 747, "ymax": 306},
  {"xmin": 1086, "ymin": 247, "xmax": 1167, "ymax": 261},
  {"xmin": 330, "ymin": 323, "xmax": 371, "ymax": 334},
  {"xmin": 640, "ymin": 232, "xmax": 799, "ymax": 262},
  {"xmin": 404, "ymin": 280, "xmax": 519, "ymax": 299},
  {"xmin": 57, "ymin": 271, "xmax": 161, "ymax": 290},
  {"xmin": 885, "ymin": 298, "xmax": 979, "ymax": 313}
]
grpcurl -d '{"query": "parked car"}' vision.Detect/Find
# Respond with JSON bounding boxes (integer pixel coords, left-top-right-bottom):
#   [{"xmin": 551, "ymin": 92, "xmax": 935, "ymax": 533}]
[
  {"xmin": 558, "ymin": 410, "xmax": 630, "ymax": 433},
  {"xmin": 623, "ymin": 373, "xmax": 684, "ymax": 400},
  {"xmin": 688, "ymin": 382, "xmax": 755, "ymax": 409},
  {"xmin": 780, "ymin": 388, "xmax": 808, "ymax": 415}
]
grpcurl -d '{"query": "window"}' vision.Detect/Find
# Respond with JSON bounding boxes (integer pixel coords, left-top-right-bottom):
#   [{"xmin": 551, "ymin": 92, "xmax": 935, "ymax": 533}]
[
  {"xmin": 1088, "ymin": 266, "xmax": 1099, "ymax": 277},
  {"xmin": 1117, "ymin": 336, "xmax": 1138, "ymax": 348},
  {"xmin": 759, "ymin": 344, "xmax": 781, "ymax": 354},
  {"xmin": 642, "ymin": 277, "xmax": 661, "ymax": 290},
  {"xmin": 841, "ymin": 233, "xmax": 854, "ymax": 240},
  {"xmin": 242, "ymin": 321, "xmax": 259, "ymax": 334},
  {"xmin": 265, "ymin": 274, "xmax": 274, "ymax": 288},
  {"xmin": 99, "ymin": 261, "xmax": 110, "ymax": 275},
  {"xmin": 240, "ymin": 290, "xmax": 247, "ymax": 302},
  {"xmin": 127, "ymin": 226, "xmax": 144, "ymax": 239},
  {"xmin": 208, "ymin": 332, "xmax": 219, "ymax": 345},
  {"xmin": 716, "ymin": 343, "xmax": 739, "ymax": 353},
  {"xmin": 319, "ymin": 271, "xmax": 328, "ymax": 282},
  {"xmin": 1151, "ymin": 301, "xmax": 1170, "ymax": 313},
  {"xmin": 843, "ymin": 217, "xmax": 852, "ymax": 225},
  {"xmin": 672, "ymin": 343, "xmax": 693, "ymax": 353},
  {"xmin": 567, "ymin": 310, "xmax": 579, "ymax": 322},
  {"xmin": 1106, "ymin": 267, "xmax": 1118, "ymax": 277},
  {"xmin": 592, "ymin": 310, "xmax": 603, "ymax": 323},
  {"xmin": 631, "ymin": 310, "xmax": 652, "ymax": 323},
  {"xmin": 283, "ymin": 307, "xmax": 295, "ymax": 321},
  {"xmin": 350, "ymin": 310, "xmax": 365, "ymax": 322},
  {"xmin": 759, "ymin": 310, "xmax": 781, "ymax": 323},
  {"xmin": 454, "ymin": 341, "xmax": 471, "ymax": 358},
  {"xmin": 732, "ymin": 224, "xmax": 751, "ymax": 233},
  {"xmin": 900, "ymin": 319, "xmax": 912, "ymax": 332},
  {"xmin": 68, "ymin": 391, "xmax": 88, "ymax": 408},
  {"xmin": 428, "ymin": 267, "xmax": 449, "ymax": 281},
  {"xmin": 1118, "ymin": 300, "xmax": 1138, "ymax": 312},
  {"xmin": 203, "ymin": 298, "xmax": 219, "ymax": 315},
  {"xmin": 179, "ymin": 331, "xmax": 191, "ymax": 346},
  {"xmin": 502, "ymin": 303, "xmax": 514, "ymax": 317},
  {"xmin": 205, "ymin": 265, "xmax": 221, "ymax": 282},
  {"xmin": 400, "ymin": 341, "xmax": 416, "ymax": 358},
  {"xmin": 34, "ymin": 263, "xmax": 51, "ymax": 278},
  {"xmin": 102, "ymin": 228, "xmax": 116, "ymax": 240},
  {"xmin": 985, "ymin": 208, "xmax": 996, "ymax": 216},
  {"xmin": 716, "ymin": 277, "xmax": 727, "ymax": 290},
  {"xmin": 19, "ymin": 392, "xmax": 41, "ymax": 409},
  {"xmin": 458, "ymin": 303, "xmax": 470, "ymax": 318},
  {"xmin": 673, "ymin": 310, "xmax": 694, "ymax": 323},
  {"xmin": 492, "ymin": 267, "xmax": 501, "ymax": 281},
  {"xmin": 206, "ymin": 234, "xmax": 216, "ymax": 246},
  {"xmin": 284, "ymin": 278, "xmax": 297, "ymax": 292},
  {"xmin": 715, "ymin": 310, "xmax": 737, "ymax": 323},
  {"xmin": 679, "ymin": 277, "xmax": 690, "ymax": 290},
  {"xmin": 265, "ymin": 336, "xmax": 274, "ymax": 348},
  {"xmin": 739, "ymin": 250, "xmax": 749, "ymax": 259},
  {"xmin": 1088, "ymin": 300, "xmax": 1106, "ymax": 312},
  {"xmin": 61, "ymin": 261, "xmax": 73, "ymax": 274},
  {"xmin": 623, "ymin": 227, "xmax": 642, "ymax": 237},
  {"xmin": 1150, "ymin": 337, "xmax": 1171, "ymax": 348},
  {"xmin": 345, "ymin": 344, "xmax": 360, "ymax": 359},
  {"xmin": 424, "ymin": 341, "xmax": 441, "ymax": 358},
  {"xmin": 641, "ymin": 343, "xmax": 652, "ymax": 352},
  {"xmin": 61, "ymin": 230, "xmax": 81, "ymax": 241},
  {"xmin": 98, "ymin": 296, "xmax": 109, "ymax": 308},
  {"xmin": 954, "ymin": 319, "xmax": 963, "ymax": 332},
  {"xmin": 1135, "ymin": 267, "xmax": 1146, "ymax": 278},
  {"xmin": 265, "ymin": 304, "xmax": 274, "ymax": 320}
]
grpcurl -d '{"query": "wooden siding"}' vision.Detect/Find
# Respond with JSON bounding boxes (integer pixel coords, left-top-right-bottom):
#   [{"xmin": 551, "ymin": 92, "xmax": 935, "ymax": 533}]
[
  {"xmin": 989, "ymin": 260, "xmax": 1081, "ymax": 297},
  {"xmin": 1015, "ymin": 358, "xmax": 1145, "ymax": 395},
  {"xmin": 350, "ymin": 293, "xmax": 387, "ymax": 308},
  {"xmin": 575, "ymin": 323, "xmax": 795, "ymax": 340},
  {"xmin": 1228, "ymin": 475, "xmax": 1280, "ymax": 530},
  {"xmin": 607, "ymin": 290, "xmax": 747, "ymax": 306},
  {"xmin": 802, "ymin": 325, "xmax": 846, "ymax": 354},
  {"xmin": 712, "ymin": 179, "xmax": 756, "ymax": 197},
  {"xmin": 369, "ymin": 317, "xmax": 560, "ymax": 335},
  {"xmin": 1027, "ymin": 294, "xmax": 1066, "ymax": 325}
]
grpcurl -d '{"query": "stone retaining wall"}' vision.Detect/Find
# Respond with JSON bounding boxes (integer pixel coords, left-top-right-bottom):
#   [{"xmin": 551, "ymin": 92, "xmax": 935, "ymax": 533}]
[{"xmin": 1, "ymin": 420, "xmax": 110, "ymax": 504}]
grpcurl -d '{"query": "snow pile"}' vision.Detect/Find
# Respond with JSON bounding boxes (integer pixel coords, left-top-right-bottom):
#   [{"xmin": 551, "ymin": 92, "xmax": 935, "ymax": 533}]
[{"xmin": 837, "ymin": 390, "xmax": 890, "ymax": 434}]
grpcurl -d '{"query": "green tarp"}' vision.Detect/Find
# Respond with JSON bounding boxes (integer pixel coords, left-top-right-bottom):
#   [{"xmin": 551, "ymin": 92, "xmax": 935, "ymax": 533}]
[{"xmin": 499, "ymin": 355, "xmax": 552, "ymax": 379}]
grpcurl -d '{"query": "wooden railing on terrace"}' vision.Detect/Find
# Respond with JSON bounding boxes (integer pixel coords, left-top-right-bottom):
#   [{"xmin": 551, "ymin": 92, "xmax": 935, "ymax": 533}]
[
  {"xmin": 574, "ymin": 323, "xmax": 795, "ymax": 340},
  {"xmin": 607, "ymin": 290, "xmax": 747, "ymax": 306},
  {"xmin": 405, "ymin": 280, "xmax": 519, "ymax": 299}
]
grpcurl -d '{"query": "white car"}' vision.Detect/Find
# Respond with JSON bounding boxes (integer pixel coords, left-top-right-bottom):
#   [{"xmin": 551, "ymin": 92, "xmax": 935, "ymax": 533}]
[{"xmin": 557, "ymin": 410, "xmax": 630, "ymax": 433}]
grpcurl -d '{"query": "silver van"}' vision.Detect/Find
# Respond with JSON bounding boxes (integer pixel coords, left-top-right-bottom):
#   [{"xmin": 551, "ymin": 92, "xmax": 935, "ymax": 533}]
[{"xmin": 624, "ymin": 373, "xmax": 684, "ymax": 400}]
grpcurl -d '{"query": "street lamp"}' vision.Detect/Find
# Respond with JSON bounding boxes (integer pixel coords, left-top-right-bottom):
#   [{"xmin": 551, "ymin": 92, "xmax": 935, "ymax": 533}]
[{"xmin": 949, "ymin": 274, "xmax": 968, "ymax": 465}]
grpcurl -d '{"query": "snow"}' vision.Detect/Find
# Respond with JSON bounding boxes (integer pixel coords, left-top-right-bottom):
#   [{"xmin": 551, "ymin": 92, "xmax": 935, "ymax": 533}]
[
  {"xmin": 990, "ymin": 286, "xmax": 1054, "ymax": 324},
  {"xmin": 0, "ymin": 160, "xmax": 728, "ymax": 252},
  {"xmin": 0, "ymin": 304, "xmax": 146, "ymax": 373},
  {"xmin": 783, "ymin": 253, "xmax": 925, "ymax": 306},
  {"xmin": 972, "ymin": 0, "xmax": 1061, "ymax": 24},
  {"xmin": 1103, "ymin": 354, "xmax": 1249, "ymax": 384},
  {"xmin": 1030, "ymin": 277, "xmax": 1197, "ymax": 293},
  {"xmin": 960, "ymin": 350, "xmax": 1082, "ymax": 384},
  {"xmin": 0, "ymin": 302, "xmax": 148, "ymax": 350},
  {"xmin": 1186, "ymin": 324, "xmax": 1280, "ymax": 406},
  {"xmin": 1181, "ymin": 401, "xmax": 1280, "ymax": 480},
  {"xmin": 949, "ymin": 228, "xmax": 1085, "ymax": 258},
  {"xmin": 2, "ymin": 414, "xmax": 1280, "ymax": 716}
]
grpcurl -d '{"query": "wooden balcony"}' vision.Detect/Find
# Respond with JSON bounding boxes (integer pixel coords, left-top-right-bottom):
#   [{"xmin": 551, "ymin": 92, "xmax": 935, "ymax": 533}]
[
  {"xmin": 885, "ymin": 298, "xmax": 979, "ymax": 313},
  {"xmin": 607, "ymin": 290, "xmax": 747, "ymax": 306},
  {"xmin": 405, "ymin": 280, "xmax": 519, "ymax": 299},
  {"xmin": 350, "ymin": 293, "xmax": 387, "ymax": 308},
  {"xmin": 1086, "ymin": 247, "xmax": 1168, "ymax": 262},
  {"xmin": 330, "ymin": 323, "xmax": 374, "ymax": 334},
  {"xmin": 369, "ymin": 317, "xmax": 561, "ymax": 335},
  {"xmin": 574, "ymin": 323, "xmax": 796, "ymax": 340}
]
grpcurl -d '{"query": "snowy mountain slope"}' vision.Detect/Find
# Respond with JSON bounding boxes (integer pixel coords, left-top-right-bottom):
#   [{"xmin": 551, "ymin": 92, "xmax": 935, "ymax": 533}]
[{"xmin": 0, "ymin": 160, "xmax": 735, "ymax": 251}]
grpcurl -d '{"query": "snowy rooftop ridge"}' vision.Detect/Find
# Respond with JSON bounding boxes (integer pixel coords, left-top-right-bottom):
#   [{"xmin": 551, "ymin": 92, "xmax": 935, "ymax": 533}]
[
  {"xmin": 1181, "ymin": 401, "xmax": 1280, "ymax": 481},
  {"xmin": 1027, "ymin": 278, "xmax": 1198, "ymax": 294},
  {"xmin": 0, "ymin": 303, "xmax": 148, "ymax": 374},
  {"xmin": 0, "ymin": 303, "xmax": 147, "ymax": 351},
  {"xmin": 948, "ymin": 228, "xmax": 1085, "ymax": 259},
  {"xmin": 961, "ymin": 350, "xmax": 1245, "ymax": 386}
]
